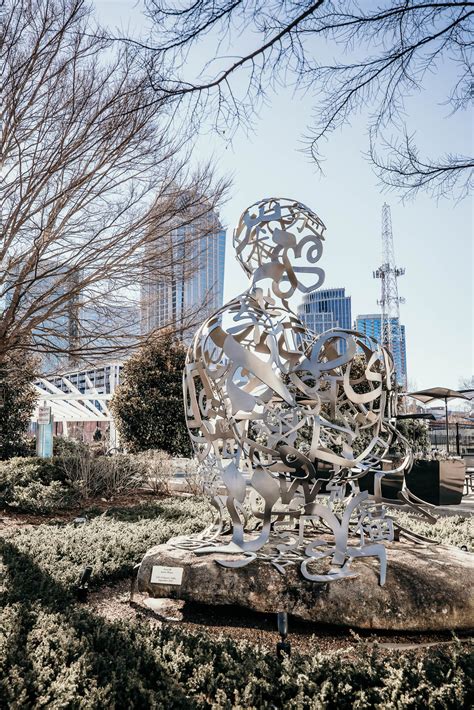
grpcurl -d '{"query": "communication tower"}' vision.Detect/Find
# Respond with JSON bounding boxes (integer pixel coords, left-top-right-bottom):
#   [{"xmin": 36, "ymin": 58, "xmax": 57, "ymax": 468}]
[{"xmin": 373, "ymin": 203, "xmax": 406, "ymax": 384}]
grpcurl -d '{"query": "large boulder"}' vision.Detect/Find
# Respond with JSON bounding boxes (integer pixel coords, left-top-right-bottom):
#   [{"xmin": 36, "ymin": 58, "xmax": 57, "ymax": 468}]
[{"xmin": 137, "ymin": 536, "xmax": 474, "ymax": 631}]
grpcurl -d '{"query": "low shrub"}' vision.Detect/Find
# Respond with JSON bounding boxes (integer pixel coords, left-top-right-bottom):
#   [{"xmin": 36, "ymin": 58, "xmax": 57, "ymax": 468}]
[
  {"xmin": 59, "ymin": 452, "xmax": 146, "ymax": 499},
  {"xmin": 0, "ymin": 602, "xmax": 471, "ymax": 708},
  {"xmin": 53, "ymin": 436, "xmax": 89, "ymax": 457},
  {"xmin": 180, "ymin": 458, "xmax": 204, "ymax": 496},
  {"xmin": 0, "ymin": 456, "xmax": 76, "ymax": 513},
  {"xmin": 2, "ymin": 480, "xmax": 76, "ymax": 514},
  {"xmin": 392, "ymin": 510, "xmax": 473, "ymax": 550},
  {"xmin": 1, "ymin": 497, "xmax": 212, "ymax": 596},
  {"xmin": 136, "ymin": 449, "xmax": 174, "ymax": 496},
  {"xmin": 0, "ymin": 453, "xmax": 150, "ymax": 513}
]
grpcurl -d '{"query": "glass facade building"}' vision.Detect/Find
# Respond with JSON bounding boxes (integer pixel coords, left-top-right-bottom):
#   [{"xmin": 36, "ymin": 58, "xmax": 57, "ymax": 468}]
[
  {"xmin": 43, "ymin": 361, "xmax": 123, "ymax": 396},
  {"xmin": 141, "ymin": 208, "xmax": 226, "ymax": 335},
  {"xmin": 297, "ymin": 287, "xmax": 352, "ymax": 335},
  {"xmin": 2, "ymin": 261, "xmax": 81, "ymax": 373},
  {"xmin": 355, "ymin": 313, "xmax": 408, "ymax": 389}
]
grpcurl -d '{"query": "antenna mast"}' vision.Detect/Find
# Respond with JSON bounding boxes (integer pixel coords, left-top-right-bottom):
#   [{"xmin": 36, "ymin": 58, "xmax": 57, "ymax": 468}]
[{"xmin": 373, "ymin": 203, "xmax": 406, "ymax": 386}]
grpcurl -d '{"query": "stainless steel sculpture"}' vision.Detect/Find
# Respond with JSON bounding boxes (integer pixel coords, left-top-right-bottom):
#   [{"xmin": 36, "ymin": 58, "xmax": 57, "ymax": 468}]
[{"xmin": 183, "ymin": 197, "xmax": 413, "ymax": 585}]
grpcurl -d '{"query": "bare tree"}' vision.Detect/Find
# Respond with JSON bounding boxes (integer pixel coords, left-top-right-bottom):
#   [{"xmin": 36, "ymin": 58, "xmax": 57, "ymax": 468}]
[
  {"xmin": 0, "ymin": 0, "xmax": 228, "ymax": 372},
  {"xmin": 133, "ymin": 0, "xmax": 473, "ymax": 199}
]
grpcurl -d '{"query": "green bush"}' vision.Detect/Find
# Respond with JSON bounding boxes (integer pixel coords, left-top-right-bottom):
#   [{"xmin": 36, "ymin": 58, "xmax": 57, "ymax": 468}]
[
  {"xmin": 110, "ymin": 334, "xmax": 193, "ymax": 457},
  {"xmin": 0, "ymin": 602, "xmax": 471, "ymax": 709},
  {"xmin": 1, "ymin": 497, "xmax": 212, "ymax": 595},
  {"xmin": 0, "ymin": 352, "xmax": 38, "ymax": 460},
  {"xmin": 0, "ymin": 454, "xmax": 150, "ymax": 513},
  {"xmin": 53, "ymin": 436, "xmax": 89, "ymax": 457},
  {"xmin": 0, "ymin": 456, "xmax": 76, "ymax": 512}
]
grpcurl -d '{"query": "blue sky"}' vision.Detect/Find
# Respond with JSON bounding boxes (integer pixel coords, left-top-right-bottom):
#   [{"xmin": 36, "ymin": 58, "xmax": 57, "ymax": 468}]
[{"xmin": 95, "ymin": 0, "xmax": 473, "ymax": 391}]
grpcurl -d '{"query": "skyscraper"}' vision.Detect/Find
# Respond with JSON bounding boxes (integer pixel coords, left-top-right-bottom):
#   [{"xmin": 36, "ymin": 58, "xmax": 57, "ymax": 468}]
[
  {"xmin": 2, "ymin": 260, "xmax": 82, "ymax": 373},
  {"xmin": 297, "ymin": 287, "xmax": 352, "ymax": 334},
  {"xmin": 141, "ymin": 205, "xmax": 226, "ymax": 335},
  {"xmin": 355, "ymin": 313, "xmax": 407, "ymax": 389}
]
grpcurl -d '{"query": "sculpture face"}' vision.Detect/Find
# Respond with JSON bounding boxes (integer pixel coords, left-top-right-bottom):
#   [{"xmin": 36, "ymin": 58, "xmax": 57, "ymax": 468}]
[
  {"xmin": 233, "ymin": 198, "xmax": 326, "ymax": 298},
  {"xmin": 183, "ymin": 196, "xmax": 412, "ymax": 586}
]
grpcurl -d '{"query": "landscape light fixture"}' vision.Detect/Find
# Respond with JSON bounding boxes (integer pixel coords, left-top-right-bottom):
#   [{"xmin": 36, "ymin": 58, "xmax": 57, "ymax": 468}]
[
  {"xmin": 73, "ymin": 516, "xmax": 87, "ymax": 526},
  {"xmin": 276, "ymin": 611, "xmax": 291, "ymax": 659},
  {"xmin": 75, "ymin": 565, "xmax": 92, "ymax": 602},
  {"xmin": 129, "ymin": 563, "xmax": 141, "ymax": 605}
]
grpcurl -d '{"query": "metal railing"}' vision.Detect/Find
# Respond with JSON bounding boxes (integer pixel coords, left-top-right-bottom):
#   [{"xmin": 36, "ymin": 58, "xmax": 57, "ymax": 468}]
[{"xmin": 429, "ymin": 423, "xmax": 474, "ymax": 456}]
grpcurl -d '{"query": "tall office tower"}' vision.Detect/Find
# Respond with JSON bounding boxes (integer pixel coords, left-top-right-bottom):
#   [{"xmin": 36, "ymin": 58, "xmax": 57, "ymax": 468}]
[
  {"xmin": 141, "ymin": 204, "xmax": 226, "ymax": 335},
  {"xmin": 298, "ymin": 287, "xmax": 352, "ymax": 335},
  {"xmin": 355, "ymin": 313, "xmax": 407, "ymax": 389},
  {"xmin": 2, "ymin": 260, "xmax": 82, "ymax": 373}
]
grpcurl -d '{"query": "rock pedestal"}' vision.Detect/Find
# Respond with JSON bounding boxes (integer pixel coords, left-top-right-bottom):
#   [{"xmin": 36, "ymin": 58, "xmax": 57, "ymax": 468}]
[{"xmin": 137, "ymin": 536, "xmax": 474, "ymax": 631}]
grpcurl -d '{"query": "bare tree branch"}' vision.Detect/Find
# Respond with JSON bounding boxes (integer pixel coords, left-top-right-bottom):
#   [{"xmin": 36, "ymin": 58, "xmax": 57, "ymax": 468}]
[
  {"xmin": 132, "ymin": 0, "xmax": 473, "ymax": 198},
  {"xmin": 0, "ymin": 0, "xmax": 229, "ymax": 372}
]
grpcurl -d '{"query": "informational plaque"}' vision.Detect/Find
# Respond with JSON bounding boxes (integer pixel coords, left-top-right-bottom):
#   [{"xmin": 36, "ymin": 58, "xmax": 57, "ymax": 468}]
[
  {"xmin": 38, "ymin": 406, "xmax": 51, "ymax": 424},
  {"xmin": 150, "ymin": 565, "xmax": 184, "ymax": 586}
]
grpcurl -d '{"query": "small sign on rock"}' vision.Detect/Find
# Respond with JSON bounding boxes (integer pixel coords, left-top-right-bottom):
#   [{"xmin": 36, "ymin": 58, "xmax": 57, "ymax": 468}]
[{"xmin": 150, "ymin": 565, "xmax": 184, "ymax": 586}]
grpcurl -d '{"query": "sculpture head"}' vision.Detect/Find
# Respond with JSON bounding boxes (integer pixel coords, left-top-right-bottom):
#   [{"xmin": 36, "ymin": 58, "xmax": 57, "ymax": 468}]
[{"xmin": 233, "ymin": 197, "xmax": 326, "ymax": 299}]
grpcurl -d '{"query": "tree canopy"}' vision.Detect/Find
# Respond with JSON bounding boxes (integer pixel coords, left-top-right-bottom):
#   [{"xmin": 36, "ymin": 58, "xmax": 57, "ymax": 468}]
[{"xmin": 0, "ymin": 0, "xmax": 227, "ymax": 369}]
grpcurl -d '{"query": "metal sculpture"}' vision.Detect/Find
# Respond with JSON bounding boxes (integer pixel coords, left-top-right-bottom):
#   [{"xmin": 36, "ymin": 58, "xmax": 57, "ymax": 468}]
[{"xmin": 183, "ymin": 197, "xmax": 413, "ymax": 585}]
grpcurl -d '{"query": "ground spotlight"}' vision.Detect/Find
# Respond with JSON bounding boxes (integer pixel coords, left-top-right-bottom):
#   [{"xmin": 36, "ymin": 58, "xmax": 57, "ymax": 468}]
[
  {"xmin": 75, "ymin": 565, "xmax": 92, "ymax": 602},
  {"xmin": 276, "ymin": 611, "xmax": 291, "ymax": 659}
]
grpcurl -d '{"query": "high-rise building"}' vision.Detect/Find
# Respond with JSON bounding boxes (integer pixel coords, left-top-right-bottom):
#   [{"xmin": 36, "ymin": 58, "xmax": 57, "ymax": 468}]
[
  {"xmin": 2, "ymin": 260, "xmax": 82, "ymax": 373},
  {"xmin": 355, "ymin": 313, "xmax": 407, "ymax": 389},
  {"xmin": 141, "ymin": 207, "xmax": 226, "ymax": 335},
  {"xmin": 297, "ymin": 287, "xmax": 352, "ymax": 335}
]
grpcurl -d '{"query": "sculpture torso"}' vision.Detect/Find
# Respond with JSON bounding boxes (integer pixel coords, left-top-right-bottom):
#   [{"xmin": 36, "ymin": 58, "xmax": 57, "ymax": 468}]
[{"xmin": 182, "ymin": 197, "xmax": 412, "ymax": 584}]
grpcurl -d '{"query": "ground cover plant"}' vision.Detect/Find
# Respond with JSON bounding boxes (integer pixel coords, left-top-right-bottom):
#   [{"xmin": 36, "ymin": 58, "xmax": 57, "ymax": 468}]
[
  {"xmin": 1, "ymin": 494, "xmax": 472, "ymax": 707},
  {"xmin": 0, "ymin": 453, "xmax": 152, "ymax": 513},
  {"xmin": 0, "ymin": 602, "xmax": 471, "ymax": 709},
  {"xmin": 1, "ymin": 498, "xmax": 212, "ymax": 595},
  {"xmin": 391, "ymin": 510, "xmax": 473, "ymax": 550}
]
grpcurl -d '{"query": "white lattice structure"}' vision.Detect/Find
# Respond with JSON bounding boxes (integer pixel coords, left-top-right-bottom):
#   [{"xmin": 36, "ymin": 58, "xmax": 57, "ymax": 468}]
[{"xmin": 31, "ymin": 362, "xmax": 122, "ymax": 445}]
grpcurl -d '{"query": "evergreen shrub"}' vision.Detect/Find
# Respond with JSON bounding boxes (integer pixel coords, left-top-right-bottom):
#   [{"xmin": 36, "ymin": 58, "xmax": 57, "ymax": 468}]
[
  {"xmin": 0, "ymin": 352, "xmax": 38, "ymax": 460},
  {"xmin": 0, "ymin": 602, "xmax": 471, "ymax": 709},
  {"xmin": 0, "ymin": 456, "xmax": 76, "ymax": 512},
  {"xmin": 110, "ymin": 334, "xmax": 192, "ymax": 457},
  {"xmin": 1, "ymin": 497, "xmax": 212, "ymax": 593}
]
